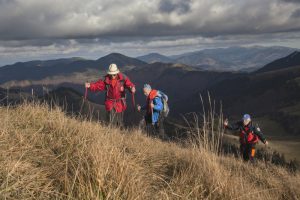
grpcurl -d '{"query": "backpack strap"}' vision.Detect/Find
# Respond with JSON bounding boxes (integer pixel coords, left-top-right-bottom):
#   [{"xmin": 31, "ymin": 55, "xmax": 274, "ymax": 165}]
[
  {"xmin": 103, "ymin": 76, "xmax": 110, "ymax": 98},
  {"xmin": 118, "ymin": 73, "xmax": 126, "ymax": 98},
  {"xmin": 104, "ymin": 74, "xmax": 127, "ymax": 99},
  {"xmin": 240, "ymin": 123, "xmax": 255, "ymax": 143}
]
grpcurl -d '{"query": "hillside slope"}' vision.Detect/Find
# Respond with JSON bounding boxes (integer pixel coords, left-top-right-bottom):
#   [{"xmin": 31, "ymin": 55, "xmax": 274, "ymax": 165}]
[
  {"xmin": 172, "ymin": 46, "xmax": 297, "ymax": 71},
  {"xmin": 0, "ymin": 103, "xmax": 299, "ymax": 199},
  {"xmin": 256, "ymin": 51, "xmax": 300, "ymax": 73},
  {"xmin": 0, "ymin": 53, "xmax": 146, "ymax": 85}
]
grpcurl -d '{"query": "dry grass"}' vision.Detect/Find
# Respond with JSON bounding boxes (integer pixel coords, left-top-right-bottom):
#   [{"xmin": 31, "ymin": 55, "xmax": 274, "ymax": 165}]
[{"xmin": 0, "ymin": 103, "xmax": 299, "ymax": 199}]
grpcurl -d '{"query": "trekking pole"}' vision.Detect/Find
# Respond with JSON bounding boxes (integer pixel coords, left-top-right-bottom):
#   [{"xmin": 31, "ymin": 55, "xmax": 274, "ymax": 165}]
[{"xmin": 151, "ymin": 103, "xmax": 154, "ymax": 125}]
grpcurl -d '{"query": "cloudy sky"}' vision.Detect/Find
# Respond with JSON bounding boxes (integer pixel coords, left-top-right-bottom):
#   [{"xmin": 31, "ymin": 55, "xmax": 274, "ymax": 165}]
[{"xmin": 0, "ymin": 0, "xmax": 300, "ymax": 66}]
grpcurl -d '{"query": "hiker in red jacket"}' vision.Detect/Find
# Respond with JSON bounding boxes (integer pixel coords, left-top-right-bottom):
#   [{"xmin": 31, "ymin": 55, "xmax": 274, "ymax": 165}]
[
  {"xmin": 224, "ymin": 114, "xmax": 268, "ymax": 162},
  {"xmin": 85, "ymin": 63, "xmax": 136, "ymax": 126}
]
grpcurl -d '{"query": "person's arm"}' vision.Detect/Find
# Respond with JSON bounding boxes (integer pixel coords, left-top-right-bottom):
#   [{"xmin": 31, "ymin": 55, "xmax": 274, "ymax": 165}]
[
  {"xmin": 124, "ymin": 76, "xmax": 135, "ymax": 92},
  {"xmin": 141, "ymin": 104, "xmax": 147, "ymax": 110},
  {"xmin": 224, "ymin": 120, "xmax": 241, "ymax": 131},
  {"xmin": 152, "ymin": 97, "xmax": 163, "ymax": 112},
  {"xmin": 137, "ymin": 103, "xmax": 147, "ymax": 112},
  {"xmin": 253, "ymin": 126, "xmax": 267, "ymax": 144},
  {"xmin": 89, "ymin": 79, "xmax": 106, "ymax": 92}
]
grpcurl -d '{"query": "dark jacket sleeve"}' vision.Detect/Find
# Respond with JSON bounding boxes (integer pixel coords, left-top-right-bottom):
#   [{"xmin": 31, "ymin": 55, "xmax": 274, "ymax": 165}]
[
  {"xmin": 253, "ymin": 126, "xmax": 267, "ymax": 144},
  {"xmin": 225, "ymin": 121, "xmax": 241, "ymax": 131}
]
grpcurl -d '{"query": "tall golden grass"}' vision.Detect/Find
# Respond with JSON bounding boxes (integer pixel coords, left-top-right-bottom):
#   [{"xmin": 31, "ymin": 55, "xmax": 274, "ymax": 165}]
[
  {"xmin": 0, "ymin": 102, "xmax": 299, "ymax": 199},
  {"xmin": 182, "ymin": 93, "xmax": 224, "ymax": 154}
]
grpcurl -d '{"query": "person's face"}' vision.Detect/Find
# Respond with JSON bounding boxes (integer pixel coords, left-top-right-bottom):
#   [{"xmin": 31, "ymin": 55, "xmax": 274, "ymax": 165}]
[
  {"xmin": 143, "ymin": 88, "xmax": 150, "ymax": 96},
  {"xmin": 243, "ymin": 119, "xmax": 251, "ymax": 126},
  {"xmin": 109, "ymin": 74, "xmax": 117, "ymax": 79}
]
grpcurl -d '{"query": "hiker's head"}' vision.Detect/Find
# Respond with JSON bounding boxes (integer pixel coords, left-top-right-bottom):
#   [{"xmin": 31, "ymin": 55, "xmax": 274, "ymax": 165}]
[
  {"xmin": 242, "ymin": 114, "xmax": 251, "ymax": 126},
  {"xmin": 143, "ymin": 84, "xmax": 151, "ymax": 96},
  {"xmin": 107, "ymin": 63, "xmax": 119, "ymax": 79}
]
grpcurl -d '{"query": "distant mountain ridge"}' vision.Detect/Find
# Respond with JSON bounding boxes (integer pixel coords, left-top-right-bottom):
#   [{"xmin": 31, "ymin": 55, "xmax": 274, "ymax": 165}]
[
  {"xmin": 256, "ymin": 51, "xmax": 300, "ymax": 73},
  {"xmin": 0, "ymin": 53, "xmax": 146, "ymax": 84},
  {"xmin": 137, "ymin": 53, "xmax": 174, "ymax": 63},
  {"xmin": 137, "ymin": 46, "xmax": 297, "ymax": 72},
  {"xmin": 96, "ymin": 53, "xmax": 146, "ymax": 67}
]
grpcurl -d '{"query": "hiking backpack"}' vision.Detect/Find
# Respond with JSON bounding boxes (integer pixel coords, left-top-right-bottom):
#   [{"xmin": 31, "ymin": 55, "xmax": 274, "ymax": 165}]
[{"xmin": 157, "ymin": 90, "xmax": 169, "ymax": 117}]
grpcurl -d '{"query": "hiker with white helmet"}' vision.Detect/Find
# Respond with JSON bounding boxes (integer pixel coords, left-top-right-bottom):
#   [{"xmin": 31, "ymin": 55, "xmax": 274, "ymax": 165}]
[
  {"xmin": 224, "ymin": 114, "xmax": 268, "ymax": 162},
  {"xmin": 85, "ymin": 63, "xmax": 136, "ymax": 126},
  {"xmin": 137, "ymin": 84, "xmax": 169, "ymax": 137}
]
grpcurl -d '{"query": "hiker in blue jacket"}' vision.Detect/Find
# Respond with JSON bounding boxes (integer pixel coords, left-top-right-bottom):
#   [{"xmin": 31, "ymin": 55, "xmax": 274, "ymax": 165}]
[{"xmin": 137, "ymin": 84, "xmax": 165, "ymax": 136}]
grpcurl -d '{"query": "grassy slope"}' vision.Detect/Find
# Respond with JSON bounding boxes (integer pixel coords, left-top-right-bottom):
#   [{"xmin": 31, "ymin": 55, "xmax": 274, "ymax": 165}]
[
  {"xmin": 281, "ymin": 102, "xmax": 300, "ymax": 117},
  {"xmin": 0, "ymin": 104, "xmax": 299, "ymax": 199}
]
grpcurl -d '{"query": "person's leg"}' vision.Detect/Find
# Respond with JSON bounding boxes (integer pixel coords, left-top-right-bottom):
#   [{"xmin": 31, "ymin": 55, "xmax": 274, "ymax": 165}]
[
  {"xmin": 144, "ymin": 115, "xmax": 152, "ymax": 136},
  {"xmin": 107, "ymin": 108, "xmax": 117, "ymax": 126},
  {"xmin": 240, "ymin": 144, "xmax": 249, "ymax": 161},
  {"xmin": 244, "ymin": 144, "xmax": 252, "ymax": 161},
  {"xmin": 120, "ymin": 111, "xmax": 124, "ymax": 127},
  {"xmin": 106, "ymin": 110, "xmax": 111, "ymax": 125},
  {"xmin": 157, "ymin": 117, "xmax": 168, "ymax": 140},
  {"xmin": 115, "ymin": 111, "xmax": 124, "ymax": 128},
  {"xmin": 145, "ymin": 123, "xmax": 155, "ymax": 137},
  {"xmin": 240, "ymin": 144, "xmax": 245, "ymax": 160}
]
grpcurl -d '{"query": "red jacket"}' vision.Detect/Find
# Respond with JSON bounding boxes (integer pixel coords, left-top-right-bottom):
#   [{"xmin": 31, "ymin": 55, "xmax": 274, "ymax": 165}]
[
  {"xmin": 239, "ymin": 126, "xmax": 259, "ymax": 144},
  {"xmin": 146, "ymin": 89, "xmax": 158, "ymax": 114},
  {"xmin": 89, "ymin": 73, "xmax": 135, "ymax": 113}
]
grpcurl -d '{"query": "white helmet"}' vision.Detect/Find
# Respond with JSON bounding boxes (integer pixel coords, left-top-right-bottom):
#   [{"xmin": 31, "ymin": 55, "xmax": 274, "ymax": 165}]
[{"xmin": 107, "ymin": 63, "xmax": 120, "ymax": 75}]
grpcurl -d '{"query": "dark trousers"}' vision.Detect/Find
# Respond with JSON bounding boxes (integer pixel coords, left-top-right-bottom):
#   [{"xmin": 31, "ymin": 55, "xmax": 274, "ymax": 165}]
[
  {"xmin": 106, "ymin": 109, "xmax": 124, "ymax": 127},
  {"xmin": 240, "ymin": 143, "xmax": 256, "ymax": 162},
  {"xmin": 144, "ymin": 115, "xmax": 165, "ymax": 138}
]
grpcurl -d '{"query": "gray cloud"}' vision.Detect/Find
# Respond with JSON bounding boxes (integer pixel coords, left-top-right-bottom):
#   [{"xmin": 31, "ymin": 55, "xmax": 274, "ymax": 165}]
[
  {"xmin": 281, "ymin": 0, "xmax": 300, "ymax": 3},
  {"xmin": 0, "ymin": 0, "xmax": 299, "ymax": 40},
  {"xmin": 0, "ymin": 0, "xmax": 299, "ymax": 66},
  {"xmin": 159, "ymin": 0, "xmax": 191, "ymax": 14},
  {"xmin": 291, "ymin": 9, "xmax": 300, "ymax": 18}
]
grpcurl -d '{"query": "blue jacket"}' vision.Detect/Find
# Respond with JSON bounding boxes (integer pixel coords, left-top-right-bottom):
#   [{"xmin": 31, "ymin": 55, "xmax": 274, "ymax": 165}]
[
  {"xmin": 150, "ymin": 96, "xmax": 163, "ymax": 123},
  {"xmin": 142, "ymin": 91, "xmax": 164, "ymax": 124}
]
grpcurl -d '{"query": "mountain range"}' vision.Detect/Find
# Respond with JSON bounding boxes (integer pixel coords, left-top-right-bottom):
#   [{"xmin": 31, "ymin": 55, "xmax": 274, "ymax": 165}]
[
  {"xmin": 0, "ymin": 53, "xmax": 146, "ymax": 84},
  {"xmin": 137, "ymin": 46, "xmax": 297, "ymax": 72}
]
